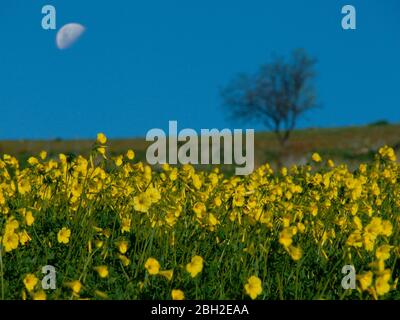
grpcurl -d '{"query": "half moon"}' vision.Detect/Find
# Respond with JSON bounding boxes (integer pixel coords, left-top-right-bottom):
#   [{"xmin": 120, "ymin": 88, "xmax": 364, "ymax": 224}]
[{"xmin": 56, "ymin": 23, "xmax": 85, "ymax": 50}]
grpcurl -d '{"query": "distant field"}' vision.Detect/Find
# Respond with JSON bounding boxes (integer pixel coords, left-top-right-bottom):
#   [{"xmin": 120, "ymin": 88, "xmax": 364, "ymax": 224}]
[{"xmin": 1, "ymin": 123, "xmax": 400, "ymax": 170}]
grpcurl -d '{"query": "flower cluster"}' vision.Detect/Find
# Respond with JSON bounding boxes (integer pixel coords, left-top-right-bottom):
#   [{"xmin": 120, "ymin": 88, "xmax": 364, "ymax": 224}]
[{"xmin": 0, "ymin": 137, "xmax": 399, "ymax": 300}]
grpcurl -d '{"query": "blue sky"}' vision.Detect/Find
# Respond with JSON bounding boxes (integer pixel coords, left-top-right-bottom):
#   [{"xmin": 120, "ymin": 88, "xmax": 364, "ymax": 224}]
[{"xmin": 0, "ymin": 0, "xmax": 399, "ymax": 139}]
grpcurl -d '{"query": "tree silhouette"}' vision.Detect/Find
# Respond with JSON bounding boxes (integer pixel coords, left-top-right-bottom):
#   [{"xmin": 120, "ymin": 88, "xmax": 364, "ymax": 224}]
[{"xmin": 221, "ymin": 49, "xmax": 318, "ymax": 148}]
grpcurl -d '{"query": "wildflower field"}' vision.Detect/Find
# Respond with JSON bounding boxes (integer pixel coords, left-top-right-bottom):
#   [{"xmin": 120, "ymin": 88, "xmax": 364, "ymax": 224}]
[{"xmin": 0, "ymin": 134, "xmax": 399, "ymax": 300}]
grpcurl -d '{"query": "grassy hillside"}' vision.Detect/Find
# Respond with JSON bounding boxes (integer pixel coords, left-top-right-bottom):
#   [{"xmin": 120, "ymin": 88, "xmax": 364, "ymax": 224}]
[{"xmin": 1, "ymin": 123, "xmax": 399, "ymax": 170}]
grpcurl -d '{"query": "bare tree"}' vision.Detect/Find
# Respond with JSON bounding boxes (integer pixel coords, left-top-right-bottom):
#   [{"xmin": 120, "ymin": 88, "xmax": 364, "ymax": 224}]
[{"xmin": 221, "ymin": 49, "xmax": 318, "ymax": 148}]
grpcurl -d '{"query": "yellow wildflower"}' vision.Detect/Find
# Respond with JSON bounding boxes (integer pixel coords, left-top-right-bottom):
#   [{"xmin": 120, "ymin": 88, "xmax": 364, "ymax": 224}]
[
  {"xmin": 244, "ymin": 276, "xmax": 263, "ymax": 300},
  {"xmin": 171, "ymin": 289, "xmax": 185, "ymax": 300},
  {"xmin": 312, "ymin": 153, "xmax": 322, "ymax": 163},
  {"xmin": 159, "ymin": 269, "xmax": 174, "ymax": 281},
  {"xmin": 23, "ymin": 274, "xmax": 39, "ymax": 292},
  {"xmin": 186, "ymin": 255, "xmax": 204, "ymax": 278},
  {"xmin": 57, "ymin": 227, "xmax": 71, "ymax": 244},
  {"xmin": 145, "ymin": 257, "xmax": 161, "ymax": 275},
  {"xmin": 126, "ymin": 149, "xmax": 135, "ymax": 160},
  {"xmin": 94, "ymin": 266, "xmax": 109, "ymax": 278},
  {"xmin": 97, "ymin": 133, "xmax": 107, "ymax": 144},
  {"xmin": 117, "ymin": 241, "xmax": 129, "ymax": 254}
]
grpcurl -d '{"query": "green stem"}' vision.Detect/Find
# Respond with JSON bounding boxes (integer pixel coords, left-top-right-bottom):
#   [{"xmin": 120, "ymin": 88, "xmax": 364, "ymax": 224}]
[{"xmin": 0, "ymin": 245, "xmax": 4, "ymax": 300}]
